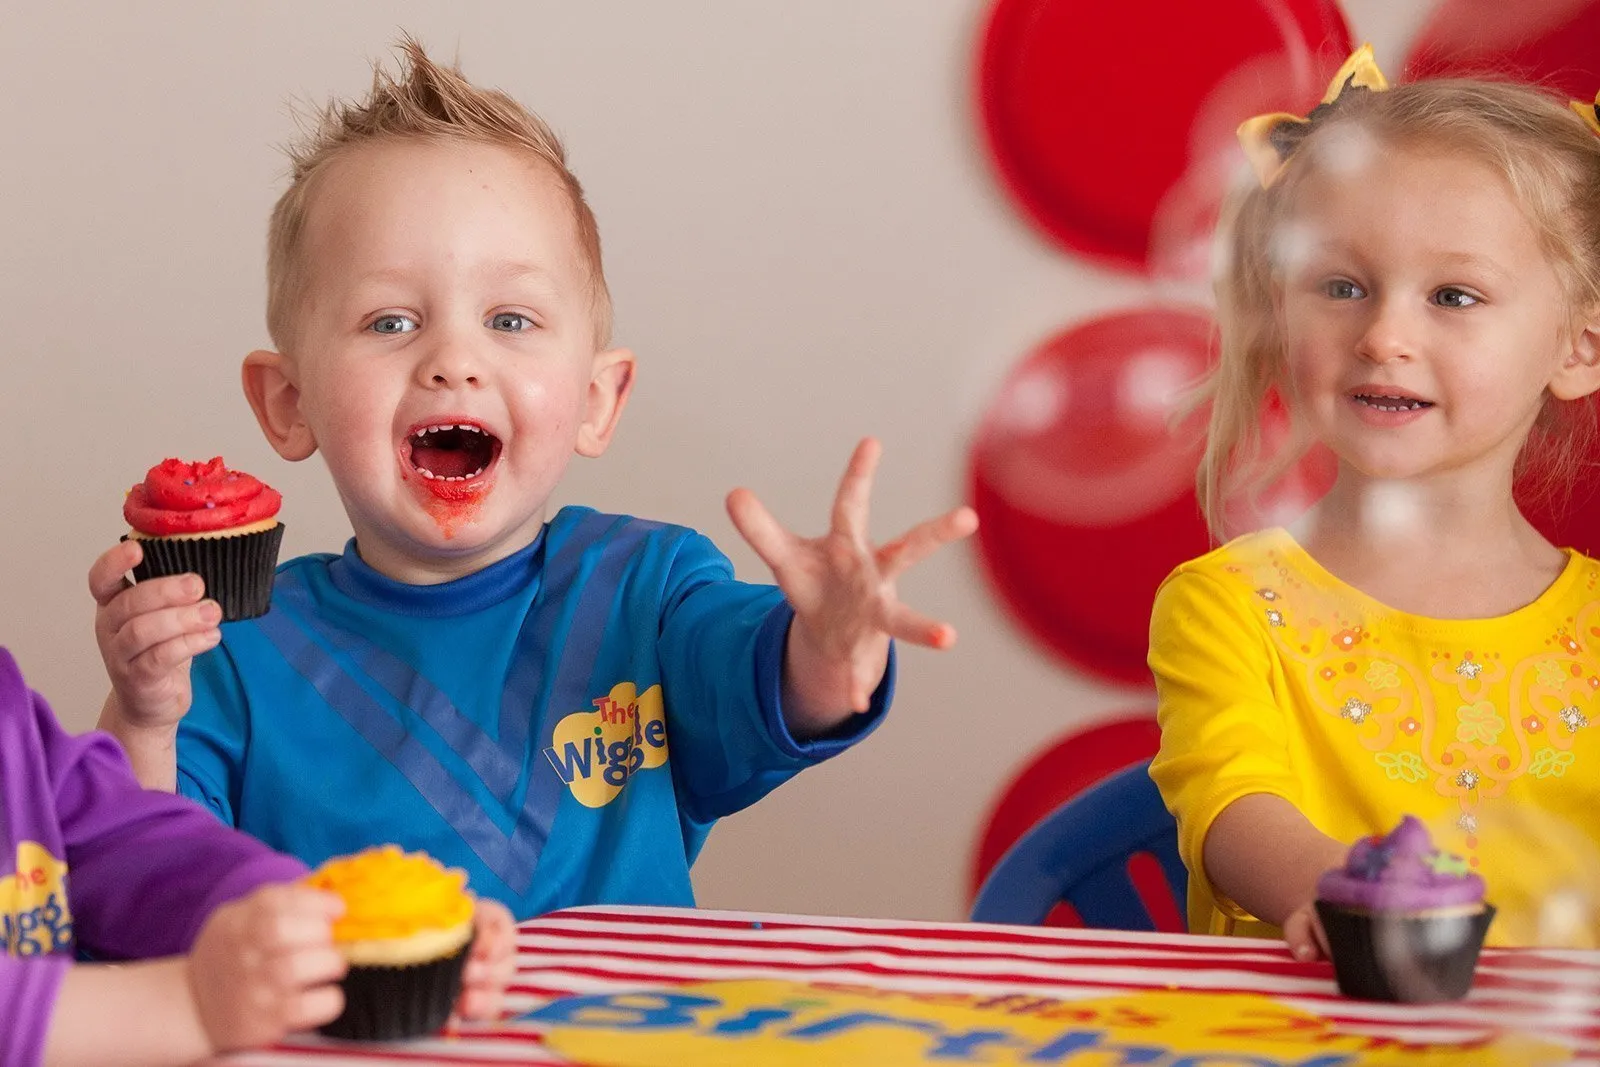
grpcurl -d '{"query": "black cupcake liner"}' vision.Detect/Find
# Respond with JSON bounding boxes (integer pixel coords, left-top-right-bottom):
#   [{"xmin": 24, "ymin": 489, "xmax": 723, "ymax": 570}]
[
  {"xmin": 125, "ymin": 523, "xmax": 284, "ymax": 622},
  {"xmin": 1316, "ymin": 901, "xmax": 1495, "ymax": 1003},
  {"xmin": 319, "ymin": 933, "xmax": 473, "ymax": 1042}
]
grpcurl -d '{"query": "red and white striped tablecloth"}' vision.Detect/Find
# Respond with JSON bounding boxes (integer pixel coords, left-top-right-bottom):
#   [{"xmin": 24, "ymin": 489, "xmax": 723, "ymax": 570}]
[{"xmin": 229, "ymin": 905, "xmax": 1600, "ymax": 1065}]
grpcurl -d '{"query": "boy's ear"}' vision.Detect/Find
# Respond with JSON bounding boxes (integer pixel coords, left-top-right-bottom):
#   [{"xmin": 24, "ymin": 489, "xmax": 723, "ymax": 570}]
[
  {"xmin": 241, "ymin": 350, "xmax": 318, "ymax": 461},
  {"xmin": 575, "ymin": 347, "xmax": 636, "ymax": 458},
  {"xmin": 1551, "ymin": 318, "xmax": 1600, "ymax": 401}
]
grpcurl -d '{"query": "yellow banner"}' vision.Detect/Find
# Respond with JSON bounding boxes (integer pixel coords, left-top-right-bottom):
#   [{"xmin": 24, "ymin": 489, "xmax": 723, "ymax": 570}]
[{"xmin": 529, "ymin": 980, "xmax": 1567, "ymax": 1066}]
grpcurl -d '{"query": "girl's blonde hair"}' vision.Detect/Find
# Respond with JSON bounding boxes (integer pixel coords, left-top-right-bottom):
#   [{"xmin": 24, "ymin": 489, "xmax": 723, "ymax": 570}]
[{"xmin": 1199, "ymin": 77, "xmax": 1600, "ymax": 540}]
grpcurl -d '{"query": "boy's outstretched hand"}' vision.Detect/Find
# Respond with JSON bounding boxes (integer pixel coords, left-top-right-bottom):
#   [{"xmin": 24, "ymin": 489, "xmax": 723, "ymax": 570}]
[{"xmin": 727, "ymin": 437, "xmax": 978, "ymax": 737}]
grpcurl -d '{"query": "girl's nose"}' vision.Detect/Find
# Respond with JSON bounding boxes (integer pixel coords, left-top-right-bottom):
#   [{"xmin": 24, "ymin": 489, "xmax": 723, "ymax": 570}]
[{"xmin": 1355, "ymin": 299, "xmax": 1415, "ymax": 364}]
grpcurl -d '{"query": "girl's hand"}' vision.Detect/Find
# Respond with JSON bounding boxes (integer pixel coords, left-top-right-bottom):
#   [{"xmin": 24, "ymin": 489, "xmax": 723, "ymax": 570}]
[
  {"xmin": 456, "ymin": 900, "xmax": 517, "ymax": 1021},
  {"xmin": 188, "ymin": 884, "xmax": 347, "ymax": 1052},
  {"xmin": 1283, "ymin": 900, "xmax": 1332, "ymax": 961},
  {"xmin": 727, "ymin": 437, "xmax": 977, "ymax": 735}
]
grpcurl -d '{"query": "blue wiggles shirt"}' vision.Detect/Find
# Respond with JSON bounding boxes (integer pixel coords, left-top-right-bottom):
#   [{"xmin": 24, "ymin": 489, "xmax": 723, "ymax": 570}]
[{"xmin": 176, "ymin": 507, "xmax": 891, "ymax": 919}]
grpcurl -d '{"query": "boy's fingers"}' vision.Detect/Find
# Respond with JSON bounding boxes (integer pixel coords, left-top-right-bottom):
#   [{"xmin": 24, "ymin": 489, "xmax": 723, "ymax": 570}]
[
  {"xmin": 829, "ymin": 437, "xmax": 881, "ymax": 541},
  {"xmin": 116, "ymin": 600, "xmax": 221, "ymax": 658},
  {"xmin": 87, "ymin": 541, "xmax": 144, "ymax": 605},
  {"xmin": 99, "ymin": 574, "xmax": 206, "ymax": 634},
  {"xmin": 126, "ymin": 627, "xmax": 221, "ymax": 680},
  {"xmin": 878, "ymin": 505, "xmax": 979, "ymax": 579},
  {"xmin": 456, "ymin": 985, "xmax": 504, "ymax": 1021},
  {"xmin": 726, "ymin": 488, "xmax": 795, "ymax": 572},
  {"xmin": 287, "ymin": 986, "xmax": 345, "ymax": 1032},
  {"xmin": 880, "ymin": 602, "xmax": 956, "ymax": 650}
]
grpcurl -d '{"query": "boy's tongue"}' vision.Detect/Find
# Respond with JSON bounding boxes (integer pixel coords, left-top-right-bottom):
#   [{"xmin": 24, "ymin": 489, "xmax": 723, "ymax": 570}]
[
  {"xmin": 414, "ymin": 441, "xmax": 480, "ymax": 479},
  {"xmin": 407, "ymin": 425, "xmax": 498, "ymax": 480}
]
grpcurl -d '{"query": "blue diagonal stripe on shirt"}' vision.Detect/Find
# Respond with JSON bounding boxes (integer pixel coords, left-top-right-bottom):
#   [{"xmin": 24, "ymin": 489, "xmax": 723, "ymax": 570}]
[
  {"xmin": 495, "ymin": 511, "xmax": 635, "ymax": 762},
  {"xmin": 245, "ymin": 514, "xmax": 660, "ymax": 897},
  {"xmin": 250, "ymin": 597, "xmax": 537, "ymax": 892},
  {"xmin": 510, "ymin": 516, "xmax": 665, "ymax": 859},
  {"xmin": 271, "ymin": 575, "xmax": 524, "ymax": 804}
]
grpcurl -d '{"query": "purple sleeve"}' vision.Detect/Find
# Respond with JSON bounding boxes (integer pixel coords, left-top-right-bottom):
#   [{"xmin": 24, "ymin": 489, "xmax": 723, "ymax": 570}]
[
  {"xmin": 39, "ymin": 689, "xmax": 307, "ymax": 960},
  {"xmin": 0, "ymin": 955, "xmax": 68, "ymax": 1067}
]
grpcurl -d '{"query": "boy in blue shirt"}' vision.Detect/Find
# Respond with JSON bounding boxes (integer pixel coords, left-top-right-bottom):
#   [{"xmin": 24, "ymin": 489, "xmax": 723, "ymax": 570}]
[{"xmin": 89, "ymin": 40, "xmax": 975, "ymax": 921}]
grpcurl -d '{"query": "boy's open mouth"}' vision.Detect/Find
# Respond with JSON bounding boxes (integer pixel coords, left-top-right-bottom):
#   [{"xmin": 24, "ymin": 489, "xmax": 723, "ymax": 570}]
[{"xmin": 404, "ymin": 422, "xmax": 502, "ymax": 481}]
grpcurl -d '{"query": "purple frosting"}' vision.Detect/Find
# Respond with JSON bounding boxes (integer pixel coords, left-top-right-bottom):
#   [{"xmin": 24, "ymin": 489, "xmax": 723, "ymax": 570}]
[{"xmin": 1317, "ymin": 816, "xmax": 1486, "ymax": 911}]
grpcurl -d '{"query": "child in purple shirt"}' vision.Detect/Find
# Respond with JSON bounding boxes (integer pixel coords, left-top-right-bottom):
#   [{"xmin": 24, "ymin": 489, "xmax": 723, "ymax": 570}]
[{"xmin": 0, "ymin": 645, "xmax": 512, "ymax": 1066}]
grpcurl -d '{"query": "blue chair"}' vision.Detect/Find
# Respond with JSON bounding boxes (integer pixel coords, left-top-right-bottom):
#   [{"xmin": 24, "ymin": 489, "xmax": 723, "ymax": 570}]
[{"xmin": 970, "ymin": 760, "xmax": 1187, "ymax": 931}]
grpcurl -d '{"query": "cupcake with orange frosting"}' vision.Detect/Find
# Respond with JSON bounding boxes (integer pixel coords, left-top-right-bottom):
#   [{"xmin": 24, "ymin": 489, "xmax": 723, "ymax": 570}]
[
  {"xmin": 304, "ymin": 846, "xmax": 476, "ymax": 1041},
  {"xmin": 123, "ymin": 457, "xmax": 284, "ymax": 620}
]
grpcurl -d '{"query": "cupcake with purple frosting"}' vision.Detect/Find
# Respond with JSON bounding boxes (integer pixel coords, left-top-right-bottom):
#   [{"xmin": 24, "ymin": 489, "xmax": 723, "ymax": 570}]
[{"xmin": 1315, "ymin": 816, "xmax": 1494, "ymax": 1002}]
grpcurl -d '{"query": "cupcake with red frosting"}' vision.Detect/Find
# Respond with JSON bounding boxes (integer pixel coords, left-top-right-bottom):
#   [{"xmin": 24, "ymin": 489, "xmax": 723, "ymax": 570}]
[
  {"xmin": 123, "ymin": 457, "xmax": 285, "ymax": 621},
  {"xmin": 1315, "ymin": 816, "xmax": 1494, "ymax": 1002}
]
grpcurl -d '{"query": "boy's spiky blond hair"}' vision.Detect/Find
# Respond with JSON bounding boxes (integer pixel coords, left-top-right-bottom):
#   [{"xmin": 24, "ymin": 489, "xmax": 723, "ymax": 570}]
[{"xmin": 265, "ymin": 36, "xmax": 612, "ymax": 349}]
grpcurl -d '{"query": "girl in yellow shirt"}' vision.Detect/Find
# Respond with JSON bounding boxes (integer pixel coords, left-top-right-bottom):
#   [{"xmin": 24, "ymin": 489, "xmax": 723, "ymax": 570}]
[{"xmin": 1149, "ymin": 47, "xmax": 1600, "ymax": 958}]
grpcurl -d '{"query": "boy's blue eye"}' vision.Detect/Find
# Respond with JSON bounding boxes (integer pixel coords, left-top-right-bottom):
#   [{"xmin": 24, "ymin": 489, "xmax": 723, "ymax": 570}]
[
  {"xmin": 370, "ymin": 314, "xmax": 418, "ymax": 335},
  {"xmin": 1324, "ymin": 279, "xmax": 1364, "ymax": 300},
  {"xmin": 488, "ymin": 312, "xmax": 535, "ymax": 332},
  {"xmin": 1433, "ymin": 287, "xmax": 1478, "ymax": 308}
]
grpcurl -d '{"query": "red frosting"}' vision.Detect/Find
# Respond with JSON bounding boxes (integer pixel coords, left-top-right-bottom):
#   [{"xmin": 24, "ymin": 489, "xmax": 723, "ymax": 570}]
[{"xmin": 124, "ymin": 457, "xmax": 282, "ymax": 536}]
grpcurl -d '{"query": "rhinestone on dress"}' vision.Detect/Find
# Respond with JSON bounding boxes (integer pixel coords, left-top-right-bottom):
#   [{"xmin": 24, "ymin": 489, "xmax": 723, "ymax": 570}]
[
  {"xmin": 1265, "ymin": 609, "xmax": 1284, "ymax": 628},
  {"xmin": 1455, "ymin": 768, "xmax": 1480, "ymax": 790},
  {"xmin": 1560, "ymin": 706, "xmax": 1590, "ymax": 733},
  {"xmin": 1340, "ymin": 698, "xmax": 1372, "ymax": 724},
  {"xmin": 1457, "ymin": 813, "xmax": 1478, "ymax": 834},
  {"xmin": 1256, "ymin": 588, "xmax": 1279, "ymax": 601},
  {"xmin": 1455, "ymin": 659, "xmax": 1483, "ymax": 680}
]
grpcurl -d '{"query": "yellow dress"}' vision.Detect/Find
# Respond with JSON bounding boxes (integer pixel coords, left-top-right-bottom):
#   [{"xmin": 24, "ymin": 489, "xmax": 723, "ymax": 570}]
[{"xmin": 1148, "ymin": 529, "xmax": 1600, "ymax": 946}]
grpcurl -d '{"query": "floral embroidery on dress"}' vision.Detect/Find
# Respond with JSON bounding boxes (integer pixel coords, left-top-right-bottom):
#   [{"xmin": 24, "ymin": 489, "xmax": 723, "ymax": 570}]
[
  {"xmin": 1454, "ymin": 702, "xmax": 1505, "ymax": 745},
  {"xmin": 1531, "ymin": 748, "xmax": 1575, "ymax": 779},
  {"xmin": 1365, "ymin": 661, "xmax": 1400, "ymax": 689},
  {"xmin": 1340, "ymin": 697, "xmax": 1373, "ymax": 724},
  {"xmin": 1228, "ymin": 539, "xmax": 1600, "ymax": 872},
  {"xmin": 1374, "ymin": 751, "xmax": 1427, "ymax": 782}
]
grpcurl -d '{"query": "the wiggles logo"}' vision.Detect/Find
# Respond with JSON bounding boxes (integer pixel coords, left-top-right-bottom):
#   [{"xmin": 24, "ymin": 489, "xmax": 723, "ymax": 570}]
[
  {"xmin": 543, "ymin": 682, "xmax": 668, "ymax": 807},
  {"xmin": 1, "ymin": 841, "xmax": 73, "ymax": 957}
]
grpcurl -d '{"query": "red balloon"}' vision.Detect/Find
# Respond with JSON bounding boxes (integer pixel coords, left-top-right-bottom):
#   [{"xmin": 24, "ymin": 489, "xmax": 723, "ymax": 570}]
[
  {"xmin": 1405, "ymin": 0, "xmax": 1600, "ymax": 99},
  {"xmin": 971, "ymin": 311, "xmax": 1335, "ymax": 684},
  {"xmin": 976, "ymin": 0, "xmax": 1354, "ymax": 271},
  {"xmin": 970, "ymin": 309, "xmax": 1216, "ymax": 685}
]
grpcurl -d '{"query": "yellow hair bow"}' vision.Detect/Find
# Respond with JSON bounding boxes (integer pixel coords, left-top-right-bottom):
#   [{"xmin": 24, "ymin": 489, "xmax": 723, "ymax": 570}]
[
  {"xmin": 1570, "ymin": 94, "xmax": 1600, "ymax": 137},
  {"xmin": 1237, "ymin": 43, "xmax": 1390, "ymax": 188}
]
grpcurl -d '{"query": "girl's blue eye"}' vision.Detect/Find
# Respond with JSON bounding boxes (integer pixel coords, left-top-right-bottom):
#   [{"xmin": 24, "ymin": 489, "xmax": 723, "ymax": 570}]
[
  {"xmin": 1324, "ymin": 279, "xmax": 1364, "ymax": 300},
  {"xmin": 488, "ymin": 312, "xmax": 535, "ymax": 332},
  {"xmin": 369, "ymin": 314, "xmax": 418, "ymax": 335},
  {"xmin": 1434, "ymin": 287, "xmax": 1478, "ymax": 308}
]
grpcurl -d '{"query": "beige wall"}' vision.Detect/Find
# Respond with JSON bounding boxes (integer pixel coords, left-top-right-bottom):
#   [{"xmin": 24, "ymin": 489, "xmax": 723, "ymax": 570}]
[{"xmin": 0, "ymin": 0, "xmax": 1425, "ymax": 920}]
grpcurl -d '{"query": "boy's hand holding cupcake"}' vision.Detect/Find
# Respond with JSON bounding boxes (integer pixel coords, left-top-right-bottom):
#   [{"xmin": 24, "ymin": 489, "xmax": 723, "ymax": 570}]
[{"xmin": 90, "ymin": 457, "xmax": 285, "ymax": 789}]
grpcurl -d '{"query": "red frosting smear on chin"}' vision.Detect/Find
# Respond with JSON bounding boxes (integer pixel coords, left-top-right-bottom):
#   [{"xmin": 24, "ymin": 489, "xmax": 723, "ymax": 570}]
[
  {"xmin": 407, "ymin": 471, "xmax": 488, "ymax": 540},
  {"xmin": 124, "ymin": 457, "xmax": 282, "ymax": 536}
]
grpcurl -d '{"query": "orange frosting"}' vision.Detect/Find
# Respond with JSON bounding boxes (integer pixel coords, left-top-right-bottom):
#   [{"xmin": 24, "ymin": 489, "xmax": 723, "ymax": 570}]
[{"xmin": 303, "ymin": 846, "xmax": 473, "ymax": 942}]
